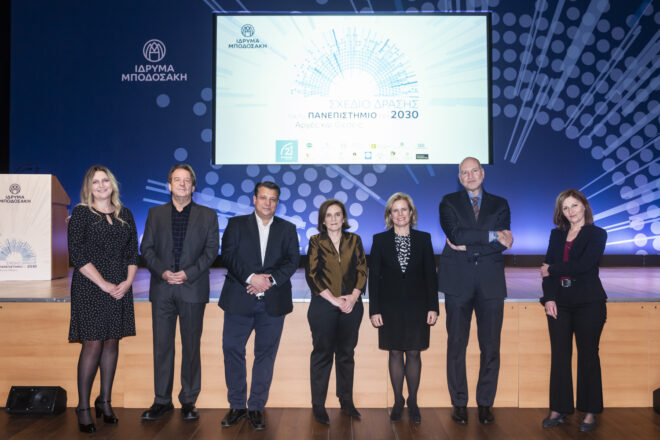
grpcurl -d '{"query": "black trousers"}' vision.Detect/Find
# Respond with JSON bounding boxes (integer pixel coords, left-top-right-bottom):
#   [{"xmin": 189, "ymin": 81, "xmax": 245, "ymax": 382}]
[
  {"xmin": 151, "ymin": 293, "xmax": 206, "ymax": 405},
  {"xmin": 445, "ymin": 293, "xmax": 504, "ymax": 407},
  {"xmin": 307, "ymin": 295, "xmax": 363, "ymax": 406},
  {"xmin": 547, "ymin": 301, "xmax": 606, "ymax": 414}
]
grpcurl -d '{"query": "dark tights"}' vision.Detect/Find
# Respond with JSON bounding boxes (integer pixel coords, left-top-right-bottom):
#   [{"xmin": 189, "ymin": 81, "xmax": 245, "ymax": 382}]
[
  {"xmin": 388, "ymin": 350, "xmax": 421, "ymax": 408},
  {"xmin": 76, "ymin": 339, "xmax": 119, "ymax": 424}
]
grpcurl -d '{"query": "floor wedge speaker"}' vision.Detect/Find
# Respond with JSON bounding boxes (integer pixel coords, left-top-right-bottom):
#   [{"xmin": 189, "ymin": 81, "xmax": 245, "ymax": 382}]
[{"xmin": 5, "ymin": 386, "xmax": 67, "ymax": 414}]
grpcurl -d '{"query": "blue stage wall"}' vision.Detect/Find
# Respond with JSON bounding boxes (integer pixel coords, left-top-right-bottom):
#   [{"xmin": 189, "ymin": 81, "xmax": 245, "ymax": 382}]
[{"xmin": 9, "ymin": 0, "xmax": 660, "ymax": 255}]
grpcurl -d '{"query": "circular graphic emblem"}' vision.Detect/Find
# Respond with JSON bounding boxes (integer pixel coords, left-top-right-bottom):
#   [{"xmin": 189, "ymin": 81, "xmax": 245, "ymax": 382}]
[
  {"xmin": 241, "ymin": 24, "xmax": 255, "ymax": 38},
  {"xmin": 9, "ymin": 183, "xmax": 21, "ymax": 195},
  {"xmin": 142, "ymin": 39, "xmax": 166, "ymax": 63}
]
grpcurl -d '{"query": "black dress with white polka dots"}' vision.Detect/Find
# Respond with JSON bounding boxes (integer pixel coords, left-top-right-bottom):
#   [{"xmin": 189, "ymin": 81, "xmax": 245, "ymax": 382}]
[{"xmin": 67, "ymin": 205, "xmax": 137, "ymax": 341}]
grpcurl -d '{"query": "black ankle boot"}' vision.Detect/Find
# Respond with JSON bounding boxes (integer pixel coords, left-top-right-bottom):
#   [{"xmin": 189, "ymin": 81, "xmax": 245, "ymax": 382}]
[
  {"xmin": 340, "ymin": 399, "xmax": 361, "ymax": 418},
  {"xmin": 312, "ymin": 404, "xmax": 330, "ymax": 425}
]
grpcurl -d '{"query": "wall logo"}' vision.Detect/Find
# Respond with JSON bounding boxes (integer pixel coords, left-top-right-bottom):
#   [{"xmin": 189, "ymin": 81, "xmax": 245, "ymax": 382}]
[
  {"xmin": 241, "ymin": 24, "xmax": 255, "ymax": 38},
  {"xmin": 122, "ymin": 38, "xmax": 188, "ymax": 83},
  {"xmin": 9, "ymin": 184, "xmax": 21, "ymax": 195},
  {"xmin": 143, "ymin": 39, "xmax": 166, "ymax": 62},
  {"xmin": 276, "ymin": 140, "xmax": 298, "ymax": 163}
]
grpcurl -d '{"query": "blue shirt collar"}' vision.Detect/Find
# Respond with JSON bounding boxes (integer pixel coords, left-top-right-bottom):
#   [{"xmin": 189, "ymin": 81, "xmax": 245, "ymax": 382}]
[{"xmin": 466, "ymin": 189, "xmax": 482, "ymax": 201}]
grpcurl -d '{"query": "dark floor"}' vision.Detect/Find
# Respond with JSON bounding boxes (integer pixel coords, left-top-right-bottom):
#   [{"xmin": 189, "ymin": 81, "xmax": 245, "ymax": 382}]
[{"xmin": 1, "ymin": 407, "xmax": 659, "ymax": 440}]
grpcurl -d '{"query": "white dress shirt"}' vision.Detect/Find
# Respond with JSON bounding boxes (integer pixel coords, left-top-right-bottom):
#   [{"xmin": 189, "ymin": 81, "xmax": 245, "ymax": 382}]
[{"xmin": 246, "ymin": 212, "xmax": 274, "ymax": 295}]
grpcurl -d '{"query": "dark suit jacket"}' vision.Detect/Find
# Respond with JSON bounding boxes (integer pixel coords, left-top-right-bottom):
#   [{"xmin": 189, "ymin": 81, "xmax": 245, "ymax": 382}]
[
  {"xmin": 368, "ymin": 228, "xmax": 439, "ymax": 316},
  {"xmin": 541, "ymin": 224, "xmax": 607, "ymax": 306},
  {"xmin": 305, "ymin": 231, "xmax": 367, "ymax": 297},
  {"xmin": 219, "ymin": 213, "xmax": 300, "ymax": 317},
  {"xmin": 140, "ymin": 201, "xmax": 219, "ymax": 303},
  {"xmin": 437, "ymin": 189, "xmax": 510, "ymax": 298}
]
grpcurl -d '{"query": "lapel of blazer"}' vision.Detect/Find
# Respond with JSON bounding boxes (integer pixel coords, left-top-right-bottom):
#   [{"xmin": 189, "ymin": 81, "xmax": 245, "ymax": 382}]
[
  {"xmin": 161, "ymin": 202, "xmax": 174, "ymax": 255},
  {"xmin": 247, "ymin": 213, "xmax": 263, "ymax": 268},
  {"xmin": 460, "ymin": 191, "xmax": 479, "ymax": 226},
  {"xmin": 477, "ymin": 191, "xmax": 490, "ymax": 227},
  {"xmin": 408, "ymin": 229, "xmax": 419, "ymax": 268},
  {"xmin": 385, "ymin": 228, "xmax": 397, "ymax": 265},
  {"xmin": 263, "ymin": 216, "xmax": 280, "ymax": 267},
  {"xmin": 568, "ymin": 225, "xmax": 588, "ymax": 260},
  {"xmin": 552, "ymin": 229, "xmax": 568, "ymax": 261},
  {"xmin": 180, "ymin": 202, "xmax": 200, "ymax": 260}
]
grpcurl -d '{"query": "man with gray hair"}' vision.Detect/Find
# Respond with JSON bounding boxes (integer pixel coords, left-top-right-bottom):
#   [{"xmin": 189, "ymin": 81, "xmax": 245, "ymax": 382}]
[{"xmin": 437, "ymin": 157, "xmax": 513, "ymax": 425}]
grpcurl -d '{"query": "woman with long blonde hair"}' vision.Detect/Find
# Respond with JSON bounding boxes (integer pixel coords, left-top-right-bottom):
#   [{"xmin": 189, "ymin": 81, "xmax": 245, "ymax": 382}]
[{"xmin": 68, "ymin": 165, "xmax": 137, "ymax": 433}]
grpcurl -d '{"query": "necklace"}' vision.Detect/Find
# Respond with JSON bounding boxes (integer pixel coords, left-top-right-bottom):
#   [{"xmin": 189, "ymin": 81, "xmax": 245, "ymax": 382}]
[{"xmin": 93, "ymin": 205, "xmax": 114, "ymax": 215}]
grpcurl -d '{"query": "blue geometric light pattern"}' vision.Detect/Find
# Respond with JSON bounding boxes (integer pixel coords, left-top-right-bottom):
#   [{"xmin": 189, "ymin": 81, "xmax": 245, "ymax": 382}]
[
  {"xmin": 483, "ymin": 0, "xmax": 660, "ymax": 254},
  {"xmin": 390, "ymin": 0, "xmax": 658, "ymax": 254},
  {"xmin": 143, "ymin": 146, "xmax": 385, "ymax": 253},
  {"xmin": 292, "ymin": 27, "xmax": 418, "ymax": 98},
  {"xmin": 151, "ymin": 0, "xmax": 658, "ymax": 255}
]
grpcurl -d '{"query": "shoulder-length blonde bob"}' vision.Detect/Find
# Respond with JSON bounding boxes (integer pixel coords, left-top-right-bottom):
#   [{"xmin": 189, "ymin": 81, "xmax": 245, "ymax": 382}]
[
  {"xmin": 79, "ymin": 165, "xmax": 126, "ymax": 225},
  {"xmin": 384, "ymin": 192, "xmax": 417, "ymax": 229},
  {"xmin": 553, "ymin": 189, "xmax": 593, "ymax": 230}
]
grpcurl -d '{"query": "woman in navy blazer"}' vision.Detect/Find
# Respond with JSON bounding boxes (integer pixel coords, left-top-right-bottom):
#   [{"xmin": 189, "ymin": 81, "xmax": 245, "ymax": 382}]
[
  {"xmin": 369, "ymin": 193, "xmax": 439, "ymax": 423},
  {"xmin": 540, "ymin": 189, "xmax": 607, "ymax": 433}
]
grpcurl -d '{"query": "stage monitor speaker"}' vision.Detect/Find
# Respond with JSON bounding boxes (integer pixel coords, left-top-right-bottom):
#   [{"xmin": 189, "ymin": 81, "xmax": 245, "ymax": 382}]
[
  {"xmin": 654, "ymin": 388, "xmax": 660, "ymax": 414},
  {"xmin": 5, "ymin": 386, "xmax": 67, "ymax": 415}
]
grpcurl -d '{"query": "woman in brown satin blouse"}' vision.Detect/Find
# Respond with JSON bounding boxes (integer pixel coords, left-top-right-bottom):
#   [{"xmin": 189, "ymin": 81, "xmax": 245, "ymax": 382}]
[{"xmin": 305, "ymin": 199, "xmax": 367, "ymax": 425}]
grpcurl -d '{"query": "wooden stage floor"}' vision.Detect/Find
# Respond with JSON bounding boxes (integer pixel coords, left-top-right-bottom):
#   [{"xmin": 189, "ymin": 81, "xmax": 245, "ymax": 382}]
[
  {"xmin": 1, "ymin": 407, "xmax": 659, "ymax": 439},
  {"xmin": 1, "ymin": 267, "xmax": 659, "ymax": 302}
]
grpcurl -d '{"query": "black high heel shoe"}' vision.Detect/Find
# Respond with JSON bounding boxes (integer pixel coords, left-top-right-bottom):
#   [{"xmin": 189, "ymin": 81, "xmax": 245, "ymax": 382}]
[
  {"xmin": 390, "ymin": 399, "xmax": 404, "ymax": 422},
  {"xmin": 94, "ymin": 397, "xmax": 119, "ymax": 424},
  {"xmin": 75, "ymin": 407, "xmax": 97, "ymax": 433}
]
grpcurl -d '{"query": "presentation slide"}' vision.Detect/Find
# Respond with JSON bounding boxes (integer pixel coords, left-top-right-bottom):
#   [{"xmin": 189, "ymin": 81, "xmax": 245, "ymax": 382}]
[{"xmin": 214, "ymin": 14, "xmax": 491, "ymax": 165}]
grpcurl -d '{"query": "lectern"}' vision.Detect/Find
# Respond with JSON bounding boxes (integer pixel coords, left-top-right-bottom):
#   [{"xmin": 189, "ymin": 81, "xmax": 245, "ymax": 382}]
[{"xmin": 0, "ymin": 175, "xmax": 70, "ymax": 280}]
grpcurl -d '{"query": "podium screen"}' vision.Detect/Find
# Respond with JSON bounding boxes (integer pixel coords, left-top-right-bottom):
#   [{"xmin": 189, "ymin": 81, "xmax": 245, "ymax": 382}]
[{"xmin": 213, "ymin": 13, "xmax": 492, "ymax": 165}]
